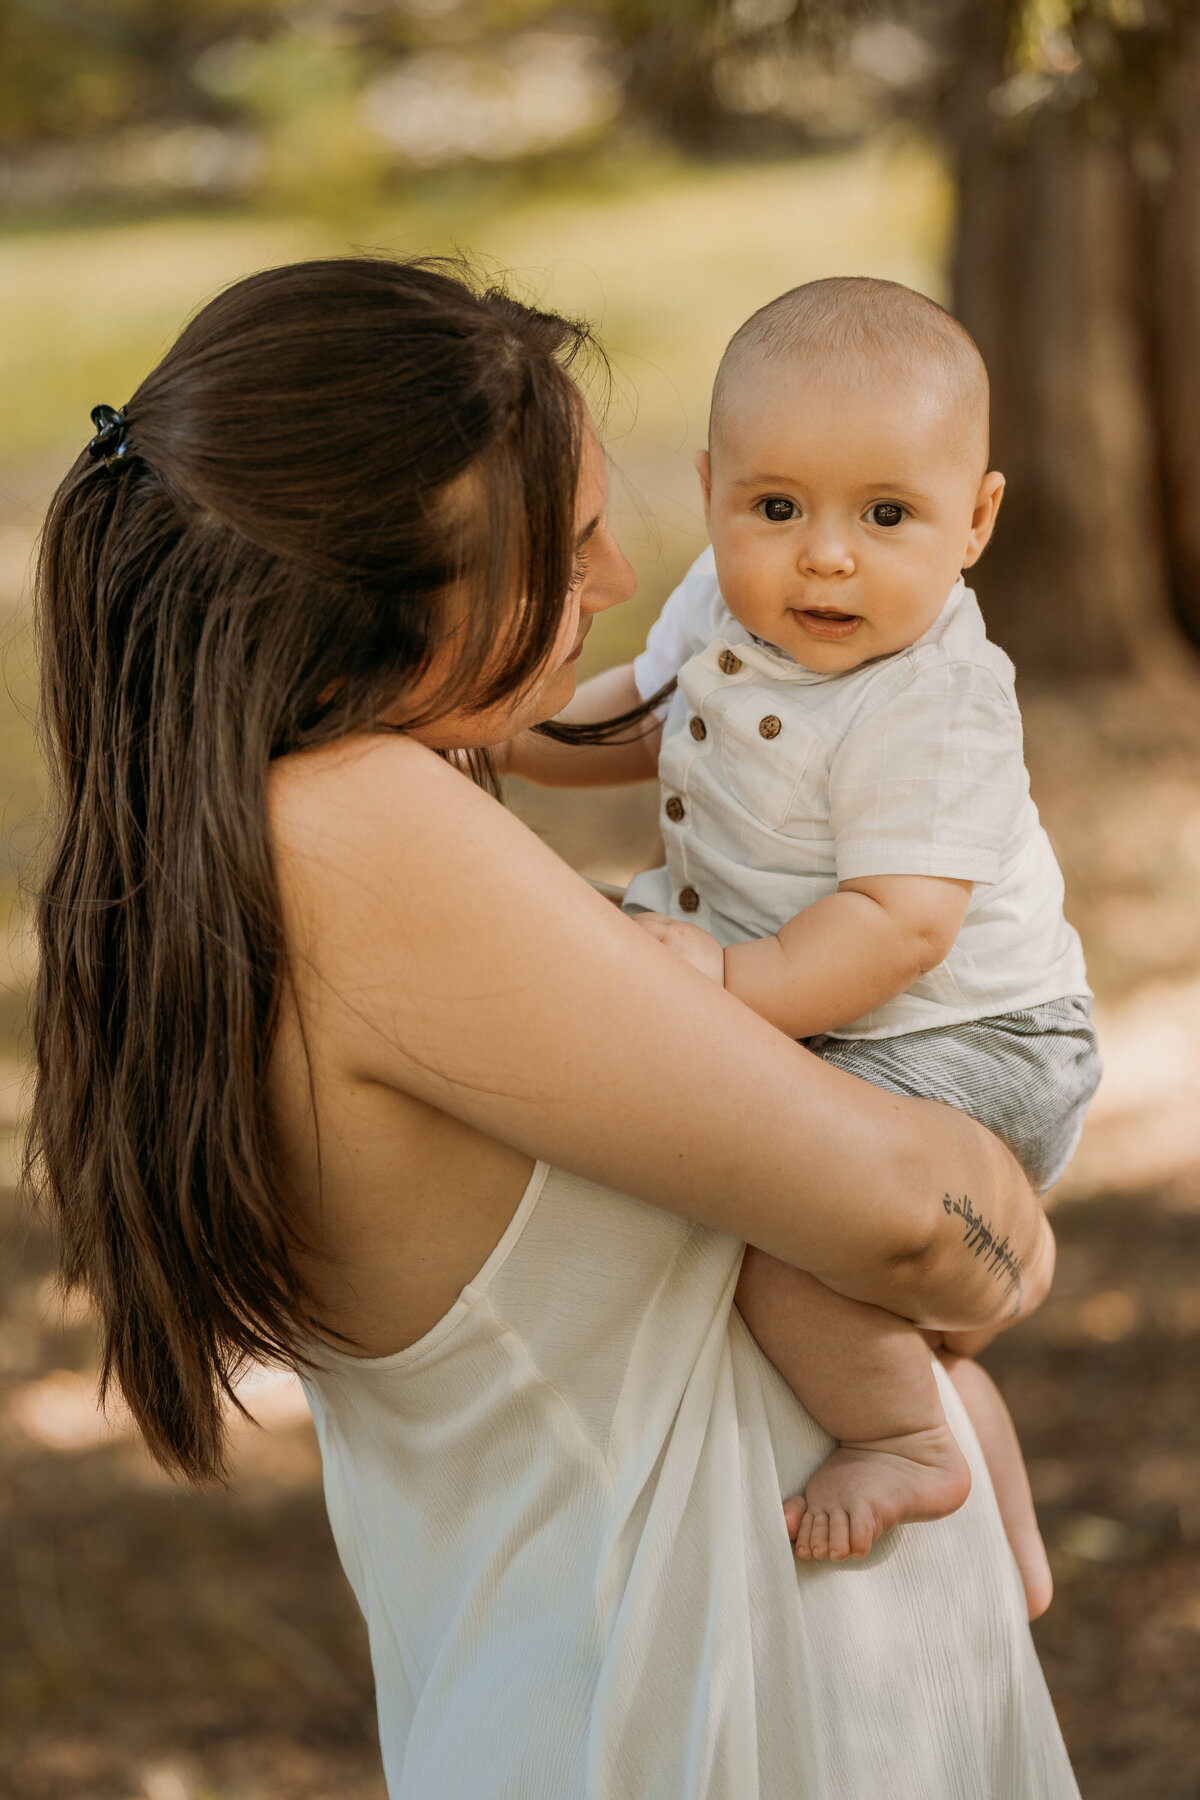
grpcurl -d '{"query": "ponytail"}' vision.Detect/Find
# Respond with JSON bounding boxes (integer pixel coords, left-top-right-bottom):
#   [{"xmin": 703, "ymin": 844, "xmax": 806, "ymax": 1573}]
[{"xmin": 26, "ymin": 258, "xmax": 596, "ymax": 1478}]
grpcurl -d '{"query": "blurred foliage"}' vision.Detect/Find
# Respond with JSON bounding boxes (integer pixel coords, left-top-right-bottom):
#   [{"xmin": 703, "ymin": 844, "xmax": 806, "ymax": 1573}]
[
  {"xmin": 0, "ymin": 0, "xmax": 1193, "ymax": 216},
  {"xmin": 0, "ymin": 0, "xmax": 403, "ymax": 144},
  {"xmin": 998, "ymin": 0, "xmax": 1195, "ymax": 132},
  {"xmin": 0, "ymin": 0, "xmax": 1192, "ymax": 142}
]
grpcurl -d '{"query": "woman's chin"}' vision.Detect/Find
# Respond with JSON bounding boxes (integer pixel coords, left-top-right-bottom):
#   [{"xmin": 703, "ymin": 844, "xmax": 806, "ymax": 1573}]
[
  {"xmin": 544, "ymin": 660, "xmax": 579, "ymax": 712},
  {"xmin": 401, "ymin": 657, "xmax": 579, "ymax": 754},
  {"xmin": 514, "ymin": 661, "xmax": 577, "ymax": 735}
]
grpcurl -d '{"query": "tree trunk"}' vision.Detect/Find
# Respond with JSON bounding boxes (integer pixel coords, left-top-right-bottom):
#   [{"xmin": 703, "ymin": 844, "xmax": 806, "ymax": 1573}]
[
  {"xmin": 1148, "ymin": 17, "xmax": 1200, "ymax": 651},
  {"xmin": 947, "ymin": 10, "xmax": 1183, "ymax": 679}
]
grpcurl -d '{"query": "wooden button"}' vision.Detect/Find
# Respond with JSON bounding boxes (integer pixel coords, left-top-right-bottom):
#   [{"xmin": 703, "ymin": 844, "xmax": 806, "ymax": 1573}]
[
  {"xmin": 717, "ymin": 649, "xmax": 742, "ymax": 675},
  {"xmin": 665, "ymin": 797, "xmax": 685, "ymax": 822},
  {"xmin": 758, "ymin": 714, "xmax": 782, "ymax": 739},
  {"xmin": 679, "ymin": 886, "xmax": 700, "ymax": 912},
  {"xmin": 689, "ymin": 716, "xmax": 707, "ymax": 741}
]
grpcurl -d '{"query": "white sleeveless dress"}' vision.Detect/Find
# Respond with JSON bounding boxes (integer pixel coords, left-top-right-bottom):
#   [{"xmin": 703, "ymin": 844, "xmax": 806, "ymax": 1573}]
[{"xmin": 301, "ymin": 1162, "xmax": 1080, "ymax": 1800}]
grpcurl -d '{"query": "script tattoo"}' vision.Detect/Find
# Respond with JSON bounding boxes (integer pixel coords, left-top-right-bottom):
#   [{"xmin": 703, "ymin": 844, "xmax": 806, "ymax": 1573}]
[{"xmin": 943, "ymin": 1191, "xmax": 1024, "ymax": 1300}]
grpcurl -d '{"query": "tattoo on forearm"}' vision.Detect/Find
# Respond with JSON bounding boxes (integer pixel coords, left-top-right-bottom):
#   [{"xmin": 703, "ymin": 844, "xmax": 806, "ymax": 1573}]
[{"xmin": 943, "ymin": 1192, "xmax": 1023, "ymax": 1301}]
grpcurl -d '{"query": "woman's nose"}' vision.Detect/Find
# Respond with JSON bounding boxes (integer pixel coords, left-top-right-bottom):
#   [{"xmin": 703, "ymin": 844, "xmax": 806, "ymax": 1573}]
[{"xmin": 583, "ymin": 524, "xmax": 637, "ymax": 615}]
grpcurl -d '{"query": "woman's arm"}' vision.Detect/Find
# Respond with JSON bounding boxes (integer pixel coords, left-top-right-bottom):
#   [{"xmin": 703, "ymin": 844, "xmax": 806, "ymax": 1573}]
[
  {"xmin": 503, "ymin": 663, "xmax": 661, "ymax": 787},
  {"xmin": 273, "ymin": 735, "xmax": 1050, "ymax": 1332}
]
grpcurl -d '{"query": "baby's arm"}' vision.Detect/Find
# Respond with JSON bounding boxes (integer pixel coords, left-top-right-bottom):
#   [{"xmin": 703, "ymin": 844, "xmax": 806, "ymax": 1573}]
[
  {"xmin": 725, "ymin": 873, "xmax": 972, "ymax": 1037},
  {"xmin": 632, "ymin": 874, "xmax": 972, "ymax": 1034},
  {"xmin": 503, "ymin": 663, "xmax": 662, "ymax": 788}
]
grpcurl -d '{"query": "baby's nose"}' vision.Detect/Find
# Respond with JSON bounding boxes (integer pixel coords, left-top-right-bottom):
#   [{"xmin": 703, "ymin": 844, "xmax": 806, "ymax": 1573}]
[{"xmin": 799, "ymin": 528, "xmax": 855, "ymax": 578}]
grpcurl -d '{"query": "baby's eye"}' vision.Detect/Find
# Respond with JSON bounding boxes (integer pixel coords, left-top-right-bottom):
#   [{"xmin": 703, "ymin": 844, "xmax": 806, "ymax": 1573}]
[
  {"xmin": 866, "ymin": 502, "xmax": 906, "ymax": 529},
  {"xmin": 759, "ymin": 496, "xmax": 799, "ymax": 523}
]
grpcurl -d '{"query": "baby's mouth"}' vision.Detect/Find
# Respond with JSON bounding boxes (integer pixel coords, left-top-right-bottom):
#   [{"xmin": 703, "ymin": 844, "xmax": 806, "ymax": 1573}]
[{"xmin": 792, "ymin": 606, "xmax": 862, "ymax": 642}]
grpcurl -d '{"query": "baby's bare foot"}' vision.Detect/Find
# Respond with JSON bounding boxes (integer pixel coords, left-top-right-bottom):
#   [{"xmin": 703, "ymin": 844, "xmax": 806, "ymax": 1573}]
[{"xmin": 783, "ymin": 1423, "xmax": 971, "ymax": 1562}]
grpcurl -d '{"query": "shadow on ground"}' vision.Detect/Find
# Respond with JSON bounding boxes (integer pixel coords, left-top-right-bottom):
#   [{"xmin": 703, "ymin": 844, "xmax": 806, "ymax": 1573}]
[
  {"xmin": 984, "ymin": 1184, "xmax": 1200, "ymax": 1799},
  {"xmin": 4, "ymin": 1174, "xmax": 1200, "ymax": 1799}
]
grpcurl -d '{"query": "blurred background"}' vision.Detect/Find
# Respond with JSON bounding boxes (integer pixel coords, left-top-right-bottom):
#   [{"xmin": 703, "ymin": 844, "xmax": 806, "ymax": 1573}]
[{"xmin": 2, "ymin": 1, "xmax": 1199, "ymax": 1795}]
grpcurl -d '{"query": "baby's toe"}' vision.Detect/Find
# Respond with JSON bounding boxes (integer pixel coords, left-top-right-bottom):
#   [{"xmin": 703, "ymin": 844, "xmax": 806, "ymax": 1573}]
[
  {"xmin": 826, "ymin": 1508, "xmax": 853, "ymax": 1563},
  {"xmin": 806, "ymin": 1507, "xmax": 831, "ymax": 1561},
  {"xmin": 782, "ymin": 1494, "xmax": 806, "ymax": 1544},
  {"xmin": 848, "ymin": 1505, "xmax": 878, "ymax": 1560}
]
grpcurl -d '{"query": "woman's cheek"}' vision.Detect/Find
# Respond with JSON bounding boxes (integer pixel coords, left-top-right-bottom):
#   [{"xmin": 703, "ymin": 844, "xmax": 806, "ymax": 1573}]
[{"xmin": 555, "ymin": 595, "xmax": 582, "ymax": 659}]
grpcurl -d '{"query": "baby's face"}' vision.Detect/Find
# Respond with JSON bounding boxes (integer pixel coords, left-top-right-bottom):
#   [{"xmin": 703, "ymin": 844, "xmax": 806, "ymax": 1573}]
[{"xmin": 699, "ymin": 358, "xmax": 1003, "ymax": 674}]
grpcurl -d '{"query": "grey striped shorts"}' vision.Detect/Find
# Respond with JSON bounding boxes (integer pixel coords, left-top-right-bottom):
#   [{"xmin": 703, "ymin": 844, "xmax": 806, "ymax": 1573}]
[{"xmin": 805, "ymin": 995, "xmax": 1101, "ymax": 1194}]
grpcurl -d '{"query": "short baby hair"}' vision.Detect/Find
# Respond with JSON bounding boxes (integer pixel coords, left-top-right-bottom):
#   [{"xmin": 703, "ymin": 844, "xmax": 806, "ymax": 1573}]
[{"xmin": 710, "ymin": 276, "xmax": 989, "ymax": 466}]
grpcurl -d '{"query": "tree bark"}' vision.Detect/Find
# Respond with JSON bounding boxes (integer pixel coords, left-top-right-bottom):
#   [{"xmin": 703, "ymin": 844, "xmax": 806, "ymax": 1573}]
[
  {"xmin": 1148, "ymin": 17, "xmax": 1200, "ymax": 651},
  {"xmin": 947, "ymin": 10, "xmax": 1183, "ymax": 679}
]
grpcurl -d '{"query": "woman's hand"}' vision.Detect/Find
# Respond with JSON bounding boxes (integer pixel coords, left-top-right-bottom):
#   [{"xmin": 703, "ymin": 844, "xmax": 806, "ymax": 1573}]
[{"xmin": 630, "ymin": 912, "xmax": 725, "ymax": 984}]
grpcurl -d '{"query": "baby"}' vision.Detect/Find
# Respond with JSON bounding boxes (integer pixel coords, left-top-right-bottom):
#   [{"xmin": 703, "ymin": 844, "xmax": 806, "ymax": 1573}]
[{"xmin": 511, "ymin": 276, "xmax": 1100, "ymax": 1618}]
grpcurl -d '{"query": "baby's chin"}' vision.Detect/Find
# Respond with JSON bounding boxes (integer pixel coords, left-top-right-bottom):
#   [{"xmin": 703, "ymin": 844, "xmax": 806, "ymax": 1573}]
[
  {"xmin": 771, "ymin": 607, "xmax": 938, "ymax": 673},
  {"xmin": 765, "ymin": 616, "xmax": 878, "ymax": 673}
]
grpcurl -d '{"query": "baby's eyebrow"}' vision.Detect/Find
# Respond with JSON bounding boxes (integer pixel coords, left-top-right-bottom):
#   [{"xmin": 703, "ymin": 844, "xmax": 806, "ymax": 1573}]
[
  {"xmin": 576, "ymin": 513, "xmax": 602, "ymax": 546},
  {"xmin": 731, "ymin": 473, "xmax": 928, "ymax": 500},
  {"xmin": 729, "ymin": 473, "xmax": 797, "ymax": 488}
]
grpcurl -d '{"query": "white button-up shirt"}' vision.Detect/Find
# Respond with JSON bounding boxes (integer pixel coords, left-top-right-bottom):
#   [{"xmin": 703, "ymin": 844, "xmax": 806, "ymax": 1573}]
[{"xmin": 626, "ymin": 549, "xmax": 1089, "ymax": 1040}]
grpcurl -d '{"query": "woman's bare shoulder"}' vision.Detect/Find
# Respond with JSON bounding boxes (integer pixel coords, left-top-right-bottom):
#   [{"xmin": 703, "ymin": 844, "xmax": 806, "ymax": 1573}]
[
  {"xmin": 268, "ymin": 730, "xmax": 597, "ymax": 957},
  {"xmin": 270, "ymin": 730, "xmax": 479, "ymax": 842}
]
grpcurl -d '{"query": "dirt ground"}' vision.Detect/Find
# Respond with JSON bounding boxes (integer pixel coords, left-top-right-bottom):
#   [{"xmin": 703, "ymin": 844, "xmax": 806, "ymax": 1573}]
[{"xmin": 3, "ymin": 675, "xmax": 1200, "ymax": 1799}]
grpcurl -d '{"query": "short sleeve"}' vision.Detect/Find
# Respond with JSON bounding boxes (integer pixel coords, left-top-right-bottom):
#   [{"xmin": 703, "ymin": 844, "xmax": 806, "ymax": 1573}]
[
  {"xmin": 829, "ymin": 662, "xmax": 1027, "ymax": 885},
  {"xmin": 633, "ymin": 547, "xmax": 722, "ymax": 707}
]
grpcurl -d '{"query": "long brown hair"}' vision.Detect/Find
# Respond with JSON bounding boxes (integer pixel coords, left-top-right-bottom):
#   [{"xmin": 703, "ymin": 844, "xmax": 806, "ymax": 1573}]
[{"xmin": 26, "ymin": 257, "xmax": 636, "ymax": 1482}]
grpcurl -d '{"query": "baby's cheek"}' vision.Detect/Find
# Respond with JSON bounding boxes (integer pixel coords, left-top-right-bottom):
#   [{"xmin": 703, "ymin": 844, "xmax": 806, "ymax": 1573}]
[{"xmin": 716, "ymin": 545, "xmax": 778, "ymax": 634}]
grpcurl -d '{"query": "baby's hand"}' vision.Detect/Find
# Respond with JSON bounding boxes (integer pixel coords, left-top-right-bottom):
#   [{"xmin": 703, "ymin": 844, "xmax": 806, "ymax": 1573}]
[{"xmin": 631, "ymin": 912, "xmax": 725, "ymax": 985}]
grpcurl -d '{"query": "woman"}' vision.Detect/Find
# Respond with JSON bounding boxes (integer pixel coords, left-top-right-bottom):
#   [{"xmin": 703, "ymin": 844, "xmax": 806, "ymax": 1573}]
[{"xmin": 28, "ymin": 258, "xmax": 1078, "ymax": 1798}]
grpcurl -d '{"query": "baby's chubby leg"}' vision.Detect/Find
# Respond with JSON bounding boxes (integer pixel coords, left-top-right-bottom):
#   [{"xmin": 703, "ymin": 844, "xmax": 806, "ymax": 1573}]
[{"xmin": 735, "ymin": 1247, "xmax": 971, "ymax": 1563}]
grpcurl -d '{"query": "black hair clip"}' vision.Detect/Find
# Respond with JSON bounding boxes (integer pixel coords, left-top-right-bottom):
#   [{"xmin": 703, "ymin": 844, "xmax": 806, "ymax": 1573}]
[{"xmin": 88, "ymin": 404, "xmax": 131, "ymax": 468}]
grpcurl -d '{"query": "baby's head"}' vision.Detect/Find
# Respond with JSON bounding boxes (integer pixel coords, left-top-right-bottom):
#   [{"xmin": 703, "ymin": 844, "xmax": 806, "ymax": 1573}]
[{"xmin": 698, "ymin": 277, "xmax": 1004, "ymax": 673}]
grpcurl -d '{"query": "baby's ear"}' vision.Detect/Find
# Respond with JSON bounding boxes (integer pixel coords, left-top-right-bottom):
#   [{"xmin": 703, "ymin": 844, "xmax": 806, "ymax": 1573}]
[
  {"xmin": 962, "ymin": 470, "xmax": 1005, "ymax": 569},
  {"xmin": 694, "ymin": 448, "xmax": 712, "ymax": 517}
]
